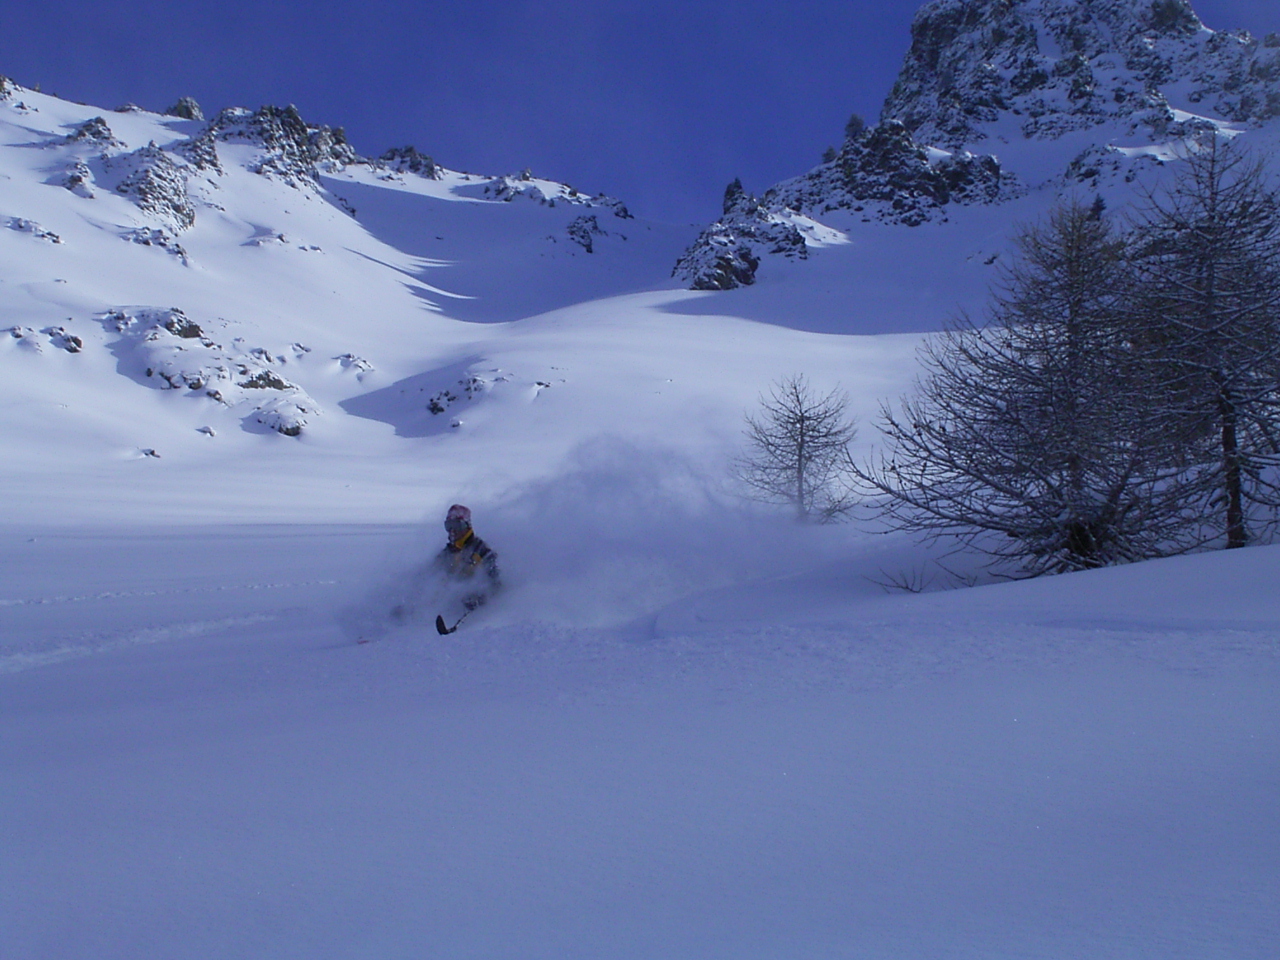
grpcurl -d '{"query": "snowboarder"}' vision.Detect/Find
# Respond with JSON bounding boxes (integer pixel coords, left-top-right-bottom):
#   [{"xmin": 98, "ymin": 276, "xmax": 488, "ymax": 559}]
[{"xmin": 437, "ymin": 503, "xmax": 502, "ymax": 612}]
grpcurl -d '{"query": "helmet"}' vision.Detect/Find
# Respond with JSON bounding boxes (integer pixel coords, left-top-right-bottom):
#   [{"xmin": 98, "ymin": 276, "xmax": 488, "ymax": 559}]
[{"xmin": 445, "ymin": 504, "xmax": 472, "ymax": 537}]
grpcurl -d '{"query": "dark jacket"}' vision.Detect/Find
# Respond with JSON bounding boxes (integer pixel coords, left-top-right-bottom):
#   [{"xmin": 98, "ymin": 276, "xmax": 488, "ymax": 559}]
[{"xmin": 436, "ymin": 529, "xmax": 501, "ymax": 605}]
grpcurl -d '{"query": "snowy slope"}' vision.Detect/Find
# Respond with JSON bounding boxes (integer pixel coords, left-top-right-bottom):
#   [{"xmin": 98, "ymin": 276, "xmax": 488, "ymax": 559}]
[
  {"xmin": 3, "ymin": 3, "xmax": 1279, "ymax": 955},
  {"xmin": 2, "ymin": 525, "xmax": 1277, "ymax": 959}
]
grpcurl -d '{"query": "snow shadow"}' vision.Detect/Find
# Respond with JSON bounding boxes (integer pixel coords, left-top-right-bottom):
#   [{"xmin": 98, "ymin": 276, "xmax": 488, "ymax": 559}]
[{"xmin": 340, "ymin": 355, "xmax": 486, "ymax": 437}]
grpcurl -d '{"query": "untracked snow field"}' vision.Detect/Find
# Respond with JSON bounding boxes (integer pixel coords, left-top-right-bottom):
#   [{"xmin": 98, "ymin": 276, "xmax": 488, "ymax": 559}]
[{"xmin": 2, "ymin": 523, "xmax": 1277, "ymax": 959}]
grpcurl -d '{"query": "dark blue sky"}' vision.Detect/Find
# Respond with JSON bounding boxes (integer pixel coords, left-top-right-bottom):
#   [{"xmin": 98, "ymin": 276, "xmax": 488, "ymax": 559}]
[{"xmin": 3, "ymin": 0, "xmax": 1275, "ymax": 222}]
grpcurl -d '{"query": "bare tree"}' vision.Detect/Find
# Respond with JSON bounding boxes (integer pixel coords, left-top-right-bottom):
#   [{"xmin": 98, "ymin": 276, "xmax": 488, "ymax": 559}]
[
  {"xmin": 859, "ymin": 200, "xmax": 1201, "ymax": 575},
  {"xmin": 735, "ymin": 374, "xmax": 858, "ymax": 522},
  {"xmin": 1128, "ymin": 137, "xmax": 1280, "ymax": 549}
]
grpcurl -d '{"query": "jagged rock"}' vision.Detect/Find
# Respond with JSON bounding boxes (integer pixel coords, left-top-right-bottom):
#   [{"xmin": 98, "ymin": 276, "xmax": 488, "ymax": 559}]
[
  {"xmin": 110, "ymin": 142, "xmax": 195, "ymax": 231},
  {"xmin": 672, "ymin": 179, "xmax": 808, "ymax": 290},
  {"xmin": 166, "ymin": 97, "xmax": 204, "ymax": 121},
  {"xmin": 883, "ymin": 0, "xmax": 1280, "ymax": 147},
  {"xmin": 0, "ymin": 75, "xmax": 15, "ymax": 100},
  {"xmin": 566, "ymin": 214, "xmax": 605, "ymax": 253},
  {"xmin": 65, "ymin": 116, "xmax": 120, "ymax": 146},
  {"xmin": 769, "ymin": 120, "xmax": 1012, "ymax": 226},
  {"xmin": 174, "ymin": 127, "xmax": 222, "ymax": 173},
  {"xmin": 378, "ymin": 146, "xmax": 440, "ymax": 178},
  {"xmin": 7, "ymin": 218, "xmax": 62, "ymax": 243},
  {"xmin": 207, "ymin": 104, "xmax": 359, "ymax": 188},
  {"xmin": 113, "ymin": 103, "xmax": 144, "ymax": 113}
]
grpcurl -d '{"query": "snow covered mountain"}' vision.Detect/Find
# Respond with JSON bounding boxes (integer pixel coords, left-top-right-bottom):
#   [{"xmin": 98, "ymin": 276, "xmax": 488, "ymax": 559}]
[
  {"xmin": 675, "ymin": 0, "xmax": 1280, "ymax": 289},
  {"xmin": 3, "ymin": 0, "xmax": 1278, "ymax": 525}
]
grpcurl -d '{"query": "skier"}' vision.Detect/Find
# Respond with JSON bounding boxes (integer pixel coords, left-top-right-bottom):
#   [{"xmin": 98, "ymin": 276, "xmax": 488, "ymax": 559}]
[
  {"xmin": 433, "ymin": 504, "xmax": 501, "ymax": 631},
  {"xmin": 382, "ymin": 504, "xmax": 500, "ymax": 634}
]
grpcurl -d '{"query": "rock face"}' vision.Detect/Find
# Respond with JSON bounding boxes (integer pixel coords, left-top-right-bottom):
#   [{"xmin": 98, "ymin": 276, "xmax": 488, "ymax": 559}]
[
  {"xmin": 770, "ymin": 119, "xmax": 1013, "ymax": 226},
  {"xmin": 675, "ymin": 0, "xmax": 1280, "ymax": 290},
  {"xmin": 884, "ymin": 0, "xmax": 1280, "ymax": 147}
]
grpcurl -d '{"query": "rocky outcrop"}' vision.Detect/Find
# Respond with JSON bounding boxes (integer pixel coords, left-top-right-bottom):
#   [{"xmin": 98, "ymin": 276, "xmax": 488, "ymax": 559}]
[
  {"xmin": 0, "ymin": 75, "xmax": 15, "ymax": 100},
  {"xmin": 377, "ymin": 146, "xmax": 440, "ymax": 178},
  {"xmin": 174, "ymin": 126, "xmax": 222, "ymax": 173},
  {"xmin": 207, "ymin": 104, "xmax": 359, "ymax": 187},
  {"xmin": 99, "ymin": 307, "xmax": 320, "ymax": 436},
  {"xmin": 566, "ymin": 214, "xmax": 605, "ymax": 253},
  {"xmin": 883, "ymin": 0, "xmax": 1280, "ymax": 148},
  {"xmin": 166, "ymin": 97, "xmax": 204, "ymax": 121},
  {"xmin": 110, "ymin": 142, "xmax": 196, "ymax": 231},
  {"xmin": 672, "ymin": 179, "xmax": 810, "ymax": 290},
  {"xmin": 768, "ymin": 119, "xmax": 1013, "ymax": 227},
  {"xmin": 64, "ymin": 116, "xmax": 123, "ymax": 149},
  {"xmin": 483, "ymin": 169, "xmax": 632, "ymax": 218}
]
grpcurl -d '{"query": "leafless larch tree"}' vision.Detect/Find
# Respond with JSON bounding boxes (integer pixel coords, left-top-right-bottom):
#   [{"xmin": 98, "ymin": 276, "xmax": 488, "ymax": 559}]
[{"xmin": 735, "ymin": 374, "xmax": 859, "ymax": 523}]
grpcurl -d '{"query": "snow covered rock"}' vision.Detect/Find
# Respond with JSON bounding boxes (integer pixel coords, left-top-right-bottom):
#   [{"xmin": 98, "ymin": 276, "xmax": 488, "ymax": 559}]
[
  {"xmin": 123, "ymin": 227, "xmax": 189, "ymax": 262},
  {"xmin": 174, "ymin": 127, "xmax": 222, "ymax": 173},
  {"xmin": 64, "ymin": 116, "xmax": 122, "ymax": 149},
  {"xmin": 673, "ymin": 179, "xmax": 806, "ymax": 290},
  {"xmin": 99, "ymin": 307, "xmax": 321, "ymax": 436},
  {"xmin": 61, "ymin": 159, "xmax": 95, "ymax": 197},
  {"xmin": 769, "ymin": 120, "xmax": 1013, "ymax": 226},
  {"xmin": 566, "ymin": 214, "xmax": 605, "ymax": 253},
  {"xmin": 483, "ymin": 169, "xmax": 632, "ymax": 217},
  {"xmin": 884, "ymin": 0, "xmax": 1280, "ymax": 148},
  {"xmin": 376, "ymin": 146, "xmax": 440, "ymax": 179},
  {"xmin": 7, "ymin": 218, "xmax": 62, "ymax": 243},
  {"xmin": 108, "ymin": 142, "xmax": 195, "ymax": 232},
  {"xmin": 0, "ymin": 75, "xmax": 15, "ymax": 100},
  {"xmin": 208, "ymin": 104, "xmax": 359, "ymax": 188}
]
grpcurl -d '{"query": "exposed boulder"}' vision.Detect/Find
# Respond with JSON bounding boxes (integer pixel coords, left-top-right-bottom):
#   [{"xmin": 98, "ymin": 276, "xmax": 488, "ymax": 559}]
[{"xmin": 165, "ymin": 97, "xmax": 204, "ymax": 121}]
